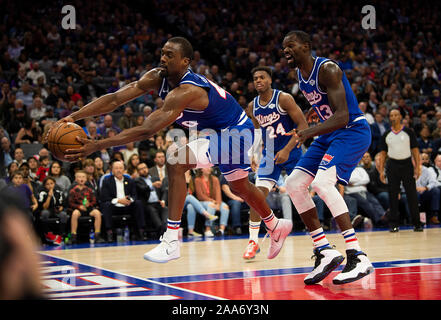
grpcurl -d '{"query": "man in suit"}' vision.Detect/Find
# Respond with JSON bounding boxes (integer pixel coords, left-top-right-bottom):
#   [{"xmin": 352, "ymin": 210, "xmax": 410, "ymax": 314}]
[
  {"xmin": 99, "ymin": 160, "xmax": 145, "ymax": 241},
  {"xmin": 135, "ymin": 162, "xmax": 168, "ymax": 239},
  {"xmin": 370, "ymin": 111, "xmax": 391, "ymax": 156},
  {"xmin": 149, "ymin": 151, "xmax": 168, "ymax": 182}
]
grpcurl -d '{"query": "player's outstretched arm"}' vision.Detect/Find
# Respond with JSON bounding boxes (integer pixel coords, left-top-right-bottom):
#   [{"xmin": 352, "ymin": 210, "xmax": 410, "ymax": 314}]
[
  {"xmin": 68, "ymin": 68, "xmax": 163, "ymax": 122},
  {"xmin": 64, "ymin": 84, "xmax": 199, "ymax": 161}
]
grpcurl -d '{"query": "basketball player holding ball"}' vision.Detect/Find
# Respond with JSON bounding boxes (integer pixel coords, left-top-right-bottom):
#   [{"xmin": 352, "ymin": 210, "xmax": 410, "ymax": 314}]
[{"xmin": 47, "ymin": 37, "xmax": 293, "ymax": 264}]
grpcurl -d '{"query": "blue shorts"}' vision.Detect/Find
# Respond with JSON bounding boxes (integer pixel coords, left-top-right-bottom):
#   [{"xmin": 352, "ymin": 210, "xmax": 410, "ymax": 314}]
[
  {"xmin": 187, "ymin": 117, "xmax": 254, "ymax": 181},
  {"xmin": 257, "ymin": 148, "xmax": 302, "ymax": 184},
  {"xmin": 295, "ymin": 119, "xmax": 371, "ymax": 185}
]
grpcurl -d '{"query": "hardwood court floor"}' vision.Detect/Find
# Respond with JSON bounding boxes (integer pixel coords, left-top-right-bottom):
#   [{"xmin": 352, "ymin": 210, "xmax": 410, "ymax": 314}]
[{"xmin": 39, "ymin": 227, "xmax": 441, "ymax": 300}]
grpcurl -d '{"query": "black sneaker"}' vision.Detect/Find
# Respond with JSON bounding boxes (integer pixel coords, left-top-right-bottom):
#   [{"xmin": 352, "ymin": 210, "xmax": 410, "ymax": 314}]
[
  {"xmin": 413, "ymin": 225, "xmax": 424, "ymax": 232},
  {"xmin": 95, "ymin": 233, "xmax": 106, "ymax": 243},
  {"xmin": 332, "ymin": 249, "xmax": 374, "ymax": 285},
  {"xmin": 304, "ymin": 246, "xmax": 345, "ymax": 285},
  {"xmin": 389, "ymin": 226, "xmax": 399, "ymax": 233}
]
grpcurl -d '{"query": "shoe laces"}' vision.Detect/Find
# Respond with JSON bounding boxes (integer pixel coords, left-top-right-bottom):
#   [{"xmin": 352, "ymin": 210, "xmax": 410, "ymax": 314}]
[
  {"xmin": 310, "ymin": 245, "xmax": 335, "ymax": 268},
  {"xmin": 245, "ymin": 240, "xmax": 258, "ymax": 253},
  {"xmin": 341, "ymin": 251, "xmax": 365, "ymax": 272}
]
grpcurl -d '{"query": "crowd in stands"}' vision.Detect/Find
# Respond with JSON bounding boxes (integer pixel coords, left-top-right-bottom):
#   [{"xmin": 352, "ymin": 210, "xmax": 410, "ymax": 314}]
[{"xmin": 1, "ymin": 0, "xmax": 441, "ymax": 244}]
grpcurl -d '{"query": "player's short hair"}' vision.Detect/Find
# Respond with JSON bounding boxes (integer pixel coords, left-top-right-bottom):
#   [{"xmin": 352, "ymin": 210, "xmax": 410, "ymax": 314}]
[
  {"xmin": 285, "ymin": 30, "xmax": 312, "ymax": 50},
  {"xmin": 251, "ymin": 66, "xmax": 273, "ymax": 78},
  {"xmin": 167, "ymin": 37, "xmax": 194, "ymax": 61}
]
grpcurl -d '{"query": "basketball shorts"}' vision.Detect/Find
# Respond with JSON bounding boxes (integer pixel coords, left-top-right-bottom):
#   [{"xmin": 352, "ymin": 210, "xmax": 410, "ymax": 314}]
[
  {"xmin": 186, "ymin": 118, "xmax": 255, "ymax": 181},
  {"xmin": 294, "ymin": 119, "xmax": 371, "ymax": 185},
  {"xmin": 256, "ymin": 147, "xmax": 302, "ymax": 185}
]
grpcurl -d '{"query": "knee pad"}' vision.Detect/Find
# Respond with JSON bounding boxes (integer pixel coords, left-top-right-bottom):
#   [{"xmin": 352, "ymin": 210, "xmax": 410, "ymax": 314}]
[
  {"xmin": 311, "ymin": 167, "xmax": 348, "ymax": 218},
  {"xmin": 255, "ymin": 178, "xmax": 275, "ymax": 192},
  {"xmin": 285, "ymin": 169, "xmax": 315, "ymax": 214}
]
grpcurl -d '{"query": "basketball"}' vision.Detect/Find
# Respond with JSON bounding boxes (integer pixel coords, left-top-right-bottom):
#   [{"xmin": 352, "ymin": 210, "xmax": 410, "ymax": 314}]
[{"xmin": 47, "ymin": 122, "xmax": 88, "ymax": 162}]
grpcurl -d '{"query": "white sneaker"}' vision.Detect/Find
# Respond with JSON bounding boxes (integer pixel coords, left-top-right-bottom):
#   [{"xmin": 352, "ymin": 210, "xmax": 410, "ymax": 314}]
[
  {"xmin": 304, "ymin": 246, "xmax": 345, "ymax": 285},
  {"xmin": 143, "ymin": 236, "xmax": 180, "ymax": 263},
  {"xmin": 332, "ymin": 250, "xmax": 374, "ymax": 284},
  {"xmin": 204, "ymin": 230, "xmax": 214, "ymax": 237},
  {"xmin": 266, "ymin": 219, "xmax": 292, "ymax": 259}
]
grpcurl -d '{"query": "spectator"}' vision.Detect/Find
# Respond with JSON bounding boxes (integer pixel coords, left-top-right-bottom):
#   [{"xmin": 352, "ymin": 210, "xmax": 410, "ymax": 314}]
[
  {"xmin": 99, "ymin": 160, "xmax": 144, "ymax": 242},
  {"xmin": 37, "ymin": 176, "xmax": 67, "ymax": 245},
  {"xmin": 359, "ymin": 101, "xmax": 374, "ymax": 125},
  {"xmin": 48, "ymin": 160, "xmax": 71, "ymax": 195},
  {"xmin": 126, "ymin": 153, "xmax": 140, "ymax": 179},
  {"xmin": 417, "ymin": 152, "xmax": 441, "ymax": 225},
  {"xmin": 26, "ymin": 63, "xmax": 46, "ymax": 86},
  {"xmin": 29, "ymin": 97, "xmax": 46, "ymax": 122},
  {"xmin": 367, "ymin": 153, "xmax": 390, "ymax": 211},
  {"xmin": 344, "ymin": 165, "xmax": 387, "ymax": 228},
  {"xmin": 13, "ymin": 148, "xmax": 26, "ymax": 167},
  {"xmin": 14, "ymin": 118, "xmax": 41, "ymax": 147},
  {"xmin": 149, "ymin": 150, "xmax": 167, "ymax": 182},
  {"xmin": 121, "ymin": 143, "xmax": 139, "ymax": 167},
  {"xmin": 85, "ymin": 121, "xmax": 101, "ymax": 141},
  {"xmin": 67, "ymin": 171, "xmax": 105, "ymax": 244},
  {"xmin": 417, "ymin": 126, "xmax": 434, "ymax": 155},
  {"xmin": 16, "ymin": 81, "xmax": 34, "ymax": 107},
  {"xmin": 0, "ymin": 137, "xmax": 14, "ymax": 177},
  {"xmin": 27, "ymin": 156, "xmax": 39, "ymax": 181},
  {"xmin": 118, "ymin": 106, "xmax": 136, "ymax": 130},
  {"xmin": 4, "ymin": 171, "xmax": 38, "ymax": 219},
  {"xmin": 183, "ymin": 170, "xmax": 218, "ymax": 237},
  {"xmin": 94, "ymin": 156, "xmax": 106, "ymax": 179},
  {"xmin": 220, "ymin": 174, "xmax": 247, "ymax": 235},
  {"xmin": 36, "ymin": 155, "xmax": 50, "ymax": 182},
  {"xmin": 134, "ymin": 162, "xmax": 168, "ymax": 240},
  {"xmin": 370, "ymin": 111, "xmax": 391, "ymax": 156},
  {"xmin": 97, "ymin": 115, "xmax": 121, "ymax": 138},
  {"xmin": 194, "ymin": 168, "xmax": 230, "ymax": 237},
  {"xmin": 82, "ymin": 158, "xmax": 99, "ymax": 196},
  {"xmin": 79, "ymin": 75, "xmax": 105, "ymax": 101}
]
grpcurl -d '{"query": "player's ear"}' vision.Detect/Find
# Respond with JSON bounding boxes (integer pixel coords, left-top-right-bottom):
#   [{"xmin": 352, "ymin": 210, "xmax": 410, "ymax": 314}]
[{"xmin": 182, "ymin": 57, "xmax": 190, "ymax": 67}]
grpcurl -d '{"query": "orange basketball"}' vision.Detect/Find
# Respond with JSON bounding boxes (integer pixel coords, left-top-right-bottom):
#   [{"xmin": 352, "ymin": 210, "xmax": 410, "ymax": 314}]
[{"xmin": 47, "ymin": 122, "xmax": 88, "ymax": 162}]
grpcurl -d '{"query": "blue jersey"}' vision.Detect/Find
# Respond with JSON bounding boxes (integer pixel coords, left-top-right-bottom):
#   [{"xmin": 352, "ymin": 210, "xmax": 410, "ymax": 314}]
[
  {"xmin": 252, "ymin": 89, "xmax": 298, "ymax": 154},
  {"xmin": 158, "ymin": 69, "xmax": 247, "ymax": 131},
  {"xmin": 297, "ymin": 57, "xmax": 363, "ymax": 127}
]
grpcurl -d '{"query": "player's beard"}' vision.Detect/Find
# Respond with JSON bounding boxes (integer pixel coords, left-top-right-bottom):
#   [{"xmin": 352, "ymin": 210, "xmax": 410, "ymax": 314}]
[{"xmin": 159, "ymin": 67, "xmax": 168, "ymax": 78}]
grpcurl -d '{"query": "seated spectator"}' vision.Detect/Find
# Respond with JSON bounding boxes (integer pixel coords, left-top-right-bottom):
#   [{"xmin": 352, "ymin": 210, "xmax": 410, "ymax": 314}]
[
  {"xmin": 99, "ymin": 160, "xmax": 144, "ymax": 242},
  {"xmin": 94, "ymin": 156, "xmax": 106, "ymax": 179},
  {"xmin": 417, "ymin": 152, "xmax": 440, "ymax": 225},
  {"xmin": 367, "ymin": 153, "xmax": 390, "ymax": 211},
  {"xmin": 0, "ymin": 137, "xmax": 14, "ymax": 177},
  {"xmin": 4, "ymin": 171, "xmax": 38, "ymax": 220},
  {"xmin": 26, "ymin": 156, "xmax": 39, "ymax": 181},
  {"xmin": 13, "ymin": 147, "xmax": 26, "ymax": 167},
  {"xmin": 29, "ymin": 97, "xmax": 46, "ymax": 122},
  {"xmin": 184, "ymin": 170, "xmax": 218, "ymax": 237},
  {"xmin": 36, "ymin": 155, "xmax": 50, "ymax": 182},
  {"xmin": 48, "ymin": 160, "xmax": 71, "ymax": 195},
  {"xmin": 344, "ymin": 165, "xmax": 387, "ymax": 228},
  {"xmin": 220, "ymin": 174, "xmax": 247, "ymax": 235},
  {"xmin": 126, "ymin": 153, "xmax": 140, "ymax": 179},
  {"xmin": 82, "ymin": 159, "xmax": 99, "ymax": 196},
  {"xmin": 134, "ymin": 162, "xmax": 169, "ymax": 240},
  {"xmin": 118, "ymin": 106, "xmax": 136, "ymax": 130},
  {"xmin": 194, "ymin": 168, "xmax": 230, "ymax": 236},
  {"xmin": 67, "ymin": 171, "xmax": 105, "ymax": 244},
  {"xmin": 265, "ymin": 173, "xmax": 293, "ymax": 221},
  {"xmin": 19, "ymin": 162, "xmax": 40, "ymax": 197},
  {"xmin": 418, "ymin": 125, "xmax": 434, "ymax": 156},
  {"xmin": 149, "ymin": 151, "xmax": 167, "ymax": 182},
  {"xmin": 428, "ymin": 153, "xmax": 441, "ymax": 184},
  {"xmin": 4, "ymin": 162, "xmax": 19, "ymax": 184},
  {"xmin": 97, "ymin": 115, "xmax": 121, "ymax": 138},
  {"xmin": 37, "ymin": 177, "xmax": 67, "ymax": 245},
  {"xmin": 14, "ymin": 118, "xmax": 41, "ymax": 147},
  {"xmin": 370, "ymin": 111, "xmax": 391, "ymax": 156},
  {"xmin": 122, "ymin": 143, "xmax": 139, "ymax": 167}
]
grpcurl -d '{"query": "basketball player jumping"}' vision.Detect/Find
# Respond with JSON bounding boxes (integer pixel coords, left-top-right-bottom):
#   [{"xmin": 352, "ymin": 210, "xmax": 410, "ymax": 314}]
[
  {"xmin": 50, "ymin": 37, "xmax": 293, "ymax": 263},
  {"xmin": 243, "ymin": 66, "xmax": 307, "ymax": 260},
  {"xmin": 282, "ymin": 31, "xmax": 374, "ymax": 284}
]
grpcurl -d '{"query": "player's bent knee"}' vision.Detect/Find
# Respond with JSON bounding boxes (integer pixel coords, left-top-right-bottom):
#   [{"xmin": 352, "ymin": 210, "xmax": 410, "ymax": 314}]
[
  {"xmin": 285, "ymin": 169, "xmax": 315, "ymax": 214},
  {"xmin": 310, "ymin": 167, "xmax": 337, "ymax": 195}
]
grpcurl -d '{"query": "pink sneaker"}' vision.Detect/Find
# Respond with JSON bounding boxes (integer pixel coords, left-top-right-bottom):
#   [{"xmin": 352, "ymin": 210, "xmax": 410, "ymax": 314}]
[{"xmin": 266, "ymin": 219, "xmax": 292, "ymax": 259}]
